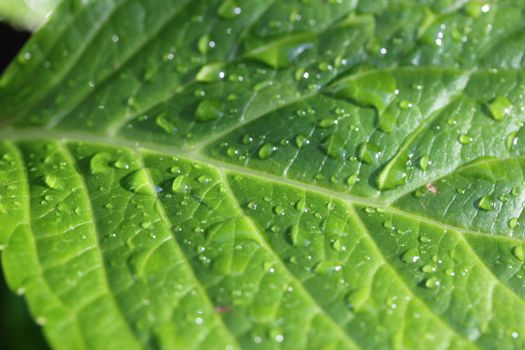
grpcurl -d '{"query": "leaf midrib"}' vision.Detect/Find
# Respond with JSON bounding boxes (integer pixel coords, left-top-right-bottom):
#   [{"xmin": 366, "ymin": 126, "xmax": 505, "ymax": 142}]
[{"xmin": 1, "ymin": 127, "xmax": 523, "ymax": 245}]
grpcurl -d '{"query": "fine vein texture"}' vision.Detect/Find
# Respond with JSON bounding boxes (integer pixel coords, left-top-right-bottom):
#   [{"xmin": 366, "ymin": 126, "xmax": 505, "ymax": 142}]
[{"xmin": 1, "ymin": 0, "xmax": 525, "ymax": 349}]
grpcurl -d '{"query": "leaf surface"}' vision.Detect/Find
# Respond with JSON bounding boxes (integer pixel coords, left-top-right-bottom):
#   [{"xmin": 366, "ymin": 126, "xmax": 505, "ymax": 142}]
[{"xmin": 1, "ymin": 0, "xmax": 525, "ymax": 349}]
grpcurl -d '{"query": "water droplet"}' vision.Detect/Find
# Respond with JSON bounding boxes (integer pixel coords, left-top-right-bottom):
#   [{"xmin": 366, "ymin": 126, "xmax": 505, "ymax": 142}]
[
  {"xmin": 512, "ymin": 246, "xmax": 524, "ymax": 261},
  {"xmin": 509, "ymin": 218, "xmax": 519, "ymax": 229},
  {"xmin": 424, "ymin": 277, "xmax": 440, "ymax": 289},
  {"xmin": 477, "ymin": 196, "xmax": 494, "ymax": 211},
  {"xmin": 488, "ymin": 96, "xmax": 512, "ymax": 121},
  {"xmin": 321, "ymin": 134, "xmax": 346, "ymax": 159},
  {"xmin": 195, "ymin": 99, "xmax": 223, "ymax": 122},
  {"xmin": 273, "ymin": 205, "xmax": 285, "ymax": 215},
  {"xmin": 346, "ymin": 174, "xmax": 359, "ymax": 186},
  {"xmin": 295, "ymin": 200, "xmax": 305, "ymax": 212},
  {"xmin": 378, "ymin": 112, "xmax": 397, "ymax": 133},
  {"xmin": 318, "ymin": 118, "xmax": 336, "ymax": 128},
  {"xmin": 288, "ymin": 225, "xmax": 300, "ymax": 245},
  {"xmin": 198, "ymin": 34, "xmax": 211, "ymax": 54},
  {"xmin": 346, "ymin": 288, "xmax": 369, "ymax": 312},
  {"xmin": 172, "ymin": 176, "xmax": 189, "ymax": 193},
  {"xmin": 419, "ymin": 155, "xmax": 430, "ymax": 170},
  {"xmin": 113, "ymin": 157, "xmax": 130, "ymax": 170},
  {"xmin": 294, "ymin": 134, "xmax": 307, "ymax": 149},
  {"xmin": 399, "ymin": 100, "xmax": 413, "ymax": 109},
  {"xmin": 196, "ymin": 62, "xmax": 225, "ymax": 82},
  {"xmin": 122, "ymin": 170, "xmax": 152, "ymax": 195},
  {"xmin": 217, "ymin": 0, "xmax": 241, "ymax": 19},
  {"xmin": 156, "ymin": 113, "xmax": 176, "ymax": 134},
  {"xmin": 314, "ymin": 261, "xmax": 343, "ymax": 274},
  {"xmin": 459, "ymin": 134, "xmax": 474, "ymax": 145},
  {"xmin": 44, "ymin": 174, "xmax": 63, "ymax": 190},
  {"xmin": 356, "ymin": 142, "xmax": 380, "ymax": 165},
  {"xmin": 90, "ymin": 152, "xmax": 111, "ymax": 174},
  {"xmin": 196, "ymin": 175, "xmax": 211, "ymax": 184},
  {"xmin": 401, "ymin": 248, "xmax": 420, "ymax": 264},
  {"xmin": 331, "ymin": 239, "xmax": 342, "ymax": 252},
  {"xmin": 506, "ymin": 131, "xmax": 518, "ymax": 151},
  {"xmin": 258, "ymin": 143, "xmax": 275, "ymax": 160},
  {"xmin": 246, "ymin": 33, "xmax": 314, "ymax": 69}
]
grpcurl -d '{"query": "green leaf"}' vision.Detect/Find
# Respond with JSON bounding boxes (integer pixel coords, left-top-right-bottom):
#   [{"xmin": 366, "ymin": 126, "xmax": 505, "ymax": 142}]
[{"xmin": 1, "ymin": 0, "xmax": 525, "ymax": 349}]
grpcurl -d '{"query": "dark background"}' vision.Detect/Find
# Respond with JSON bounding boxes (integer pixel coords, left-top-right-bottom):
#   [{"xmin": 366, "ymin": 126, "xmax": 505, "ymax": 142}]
[{"xmin": 0, "ymin": 22, "xmax": 49, "ymax": 350}]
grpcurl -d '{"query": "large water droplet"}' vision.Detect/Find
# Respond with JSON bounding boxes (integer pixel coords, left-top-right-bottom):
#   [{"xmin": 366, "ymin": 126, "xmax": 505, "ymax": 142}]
[
  {"xmin": 258, "ymin": 143, "xmax": 275, "ymax": 160},
  {"xmin": 512, "ymin": 246, "xmax": 524, "ymax": 261},
  {"xmin": 44, "ymin": 174, "xmax": 63, "ymax": 190},
  {"xmin": 245, "ymin": 33, "xmax": 315, "ymax": 69},
  {"xmin": 321, "ymin": 134, "xmax": 346, "ymax": 159},
  {"xmin": 346, "ymin": 288, "xmax": 369, "ymax": 312},
  {"xmin": 90, "ymin": 152, "xmax": 111, "ymax": 174},
  {"xmin": 122, "ymin": 169, "xmax": 153, "ymax": 195},
  {"xmin": 196, "ymin": 63, "xmax": 225, "ymax": 82},
  {"xmin": 356, "ymin": 142, "xmax": 380, "ymax": 165},
  {"xmin": 217, "ymin": 0, "xmax": 241, "ymax": 19},
  {"xmin": 401, "ymin": 248, "xmax": 420, "ymax": 264},
  {"xmin": 156, "ymin": 113, "xmax": 177, "ymax": 134},
  {"xmin": 477, "ymin": 196, "xmax": 494, "ymax": 211},
  {"xmin": 488, "ymin": 96, "xmax": 512, "ymax": 121},
  {"xmin": 195, "ymin": 99, "xmax": 223, "ymax": 122}
]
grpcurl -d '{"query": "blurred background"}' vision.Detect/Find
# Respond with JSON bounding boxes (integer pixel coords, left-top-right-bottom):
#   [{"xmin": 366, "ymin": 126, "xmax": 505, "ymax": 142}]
[{"xmin": 1, "ymin": 14, "xmax": 50, "ymax": 350}]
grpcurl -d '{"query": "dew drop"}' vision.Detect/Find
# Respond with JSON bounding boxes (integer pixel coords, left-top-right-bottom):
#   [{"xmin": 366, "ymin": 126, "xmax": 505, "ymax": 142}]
[
  {"xmin": 401, "ymin": 248, "xmax": 420, "ymax": 264},
  {"xmin": 419, "ymin": 155, "xmax": 430, "ymax": 171},
  {"xmin": 424, "ymin": 277, "xmax": 440, "ymax": 289},
  {"xmin": 356, "ymin": 142, "xmax": 380, "ymax": 165},
  {"xmin": 44, "ymin": 174, "xmax": 63, "ymax": 190},
  {"xmin": 477, "ymin": 196, "xmax": 494, "ymax": 211},
  {"xmin": 195, "ymin": 99, "xmax": 223, "ymax": 122},
  {"xmin": 508, "ymin": 218, "xmax": 519, "ymax": 229},
  {"xmin": 155, "ymin": 113, "xmax": 177, "ymax": 134},
  {"xmin": 90, "ymin": 152, "xmax": 111, "ymax": 174},
  {"xmin": 321, "ymin": 134, "xmax": 346, "ymax": 159},
  {"xmin": 512, "ymin": 246, "xmax": 524, "ymax": 261},
  {"xmin": 294, "ymin": 134, "xmax": 307, "ymax": 149},
  {"xmin": 506, "ymin": 131, "xmax": 518, "ymax": 151},
  {"xmin": 258, "ymin": 143, "xmax": 275, "ymax": 160},
  {"xmin": 488, "ymin": 96, "xmax": 512, "ymax": 121},
  {"xmin": 217, "ymin": 0, "xmax": 241, "ymax": 19},
  {"xmin": 346, "ymin": 174, "xmax": 359, "ymax": 186},
  {"xmin": 345, "ymin": 288, "xmax": 369, "ymax": 312},
  {"xmin": 122, "ymin": 170, "xmax": 152, "ymax": 195},
  {"xmin": 459, "ymin": 134, "xmax": 474, "ymax": 145}
]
